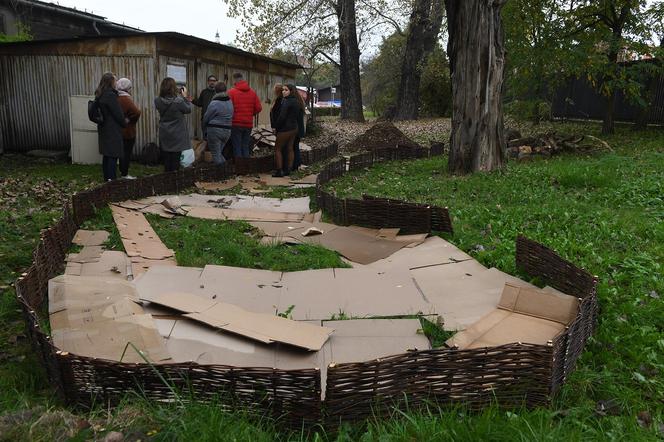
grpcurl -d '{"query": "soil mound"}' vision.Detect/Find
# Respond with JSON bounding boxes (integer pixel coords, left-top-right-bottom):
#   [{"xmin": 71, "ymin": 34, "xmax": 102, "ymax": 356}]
[{"xmin": 345, "ymin": 121, "xmax": 421, "ymax": 152}]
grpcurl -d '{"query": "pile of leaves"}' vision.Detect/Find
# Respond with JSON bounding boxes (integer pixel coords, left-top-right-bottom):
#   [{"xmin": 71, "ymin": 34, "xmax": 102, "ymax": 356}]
[{"xmin": 344, "ymin": 121, "xmax": 421, "ymax": 152}]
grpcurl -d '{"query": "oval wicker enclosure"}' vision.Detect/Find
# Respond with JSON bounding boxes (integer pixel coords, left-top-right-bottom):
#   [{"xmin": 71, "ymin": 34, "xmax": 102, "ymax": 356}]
[{"xmin": 14, "ymin": 144, "xmax": 599, "ymax": 428}]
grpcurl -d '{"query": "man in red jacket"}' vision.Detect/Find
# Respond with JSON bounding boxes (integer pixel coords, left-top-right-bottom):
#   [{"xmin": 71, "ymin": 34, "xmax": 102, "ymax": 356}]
[{"xmin": 228, "ymin": 72, "xmax": 262, "ymax": 158}]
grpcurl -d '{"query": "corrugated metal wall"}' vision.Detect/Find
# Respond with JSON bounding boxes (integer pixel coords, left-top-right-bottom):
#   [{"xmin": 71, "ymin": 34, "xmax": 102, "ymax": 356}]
[{"xmin": 0, "ymin": 54, "xmax": 156, "ymax": 153}]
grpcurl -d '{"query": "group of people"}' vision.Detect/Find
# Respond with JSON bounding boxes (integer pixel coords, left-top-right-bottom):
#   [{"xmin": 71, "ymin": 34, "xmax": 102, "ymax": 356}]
[{"xmin": 94, "ymin": 71, "xmax": 304, "ymax": 181}]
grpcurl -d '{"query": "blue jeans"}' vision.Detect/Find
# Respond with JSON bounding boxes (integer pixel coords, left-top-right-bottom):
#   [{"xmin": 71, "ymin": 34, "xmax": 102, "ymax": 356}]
[
  {"xmin": 206, "ymin": 127, "xmax": 230, "ymax": 165},
  {"xmin": 231, "ymin": 126, "xmax": 252, "ymax": 158}
]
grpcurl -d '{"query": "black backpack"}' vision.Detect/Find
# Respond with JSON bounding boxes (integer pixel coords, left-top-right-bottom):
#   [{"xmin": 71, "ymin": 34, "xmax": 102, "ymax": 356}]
[{"xmin": 87, "ymin": 98, "xmax": 104, "ymax": 125}]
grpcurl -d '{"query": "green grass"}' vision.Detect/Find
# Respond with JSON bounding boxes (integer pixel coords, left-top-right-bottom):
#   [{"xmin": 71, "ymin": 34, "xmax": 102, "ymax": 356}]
[{"xmin": 1, "ymin": 121, "xmax": 663, "ymax": 440}]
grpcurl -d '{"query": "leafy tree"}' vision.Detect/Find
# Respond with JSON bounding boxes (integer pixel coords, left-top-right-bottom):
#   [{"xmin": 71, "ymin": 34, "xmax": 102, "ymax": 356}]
[
  {"xmin": 0, "ymin": 22, "xmax": 32, "ymax": 43},
  {"xmin": 361, "ymin": 32, "xmax": 451, "ymax": 118}
]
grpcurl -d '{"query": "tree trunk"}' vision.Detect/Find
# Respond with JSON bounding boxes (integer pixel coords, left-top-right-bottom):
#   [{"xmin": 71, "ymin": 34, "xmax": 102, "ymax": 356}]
[
  {"xmin": 336, "ymin": 0, "xmax": 365, "ymax": 122},
  {"xmin": 445, "ymin": 0, "xmax": 507, "ymax": 174},
  {"xmin": 394, "ymin": 0, "xmax": 444, "ymax": 120}
]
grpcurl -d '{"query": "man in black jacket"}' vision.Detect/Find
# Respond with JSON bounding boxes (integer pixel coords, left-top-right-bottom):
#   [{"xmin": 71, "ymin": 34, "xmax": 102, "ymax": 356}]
[{"xmin": 192, "ymin": 75, "xmax": 218, "ymax": 131}]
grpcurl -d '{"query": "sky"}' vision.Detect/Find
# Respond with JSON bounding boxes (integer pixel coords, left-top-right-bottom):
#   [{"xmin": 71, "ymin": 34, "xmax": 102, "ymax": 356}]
[{"xmin": 54, "ymin": 0, "xmax": 241, "ymax": 45}]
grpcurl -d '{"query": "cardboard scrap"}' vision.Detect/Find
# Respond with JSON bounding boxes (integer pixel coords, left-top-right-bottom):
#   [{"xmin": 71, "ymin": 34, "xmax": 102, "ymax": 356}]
[
  {"xmin": 369, "ymin": 236, "xmax": 473, "ymax": 271},
  {"xmin": 72, "ymin": 230, "xmax": 110, "ymax": 246},
  {"xmin": 149, "ymin": 292, "xmax": 334, "ymax": 351},
  {"xmin": 161, "ymin": 196, "xmax": 188, "ymax": 216},
  {"xmin": 445, "ymin": 283, "xmax": 579, "ymax": 349},
  {"xmin": 226, "ymin": 195, "xmax": 311, "ymax": 214},
  {"xmin": 302, "ymin": 227, "xmax": 324, "ymax": 236}
]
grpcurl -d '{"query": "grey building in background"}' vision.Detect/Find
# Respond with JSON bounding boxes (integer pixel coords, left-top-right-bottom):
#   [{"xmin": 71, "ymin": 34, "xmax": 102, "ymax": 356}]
[{"xmin": 0, "ymin": 0, "xmax": 140, "ymax": 40}]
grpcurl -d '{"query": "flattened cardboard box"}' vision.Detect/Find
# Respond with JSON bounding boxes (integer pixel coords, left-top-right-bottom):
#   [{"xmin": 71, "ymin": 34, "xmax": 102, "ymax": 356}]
[
  {"xmin": 149, "ymin": 292, "xmax": 333, "ymax": 351},
  {"xmin": 186, "ymin": 206, "xmax": 305, "ymax": 222},
  {"xmin": 446, "ymin": 283, "xmax": 580, "ymax": 349}
]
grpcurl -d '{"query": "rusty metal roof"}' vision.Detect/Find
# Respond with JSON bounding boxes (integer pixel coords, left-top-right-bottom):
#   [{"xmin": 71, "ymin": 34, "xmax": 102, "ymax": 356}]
[{"xmin": 0, "ymin": 31, "xmax": 301, "ymax": 69}]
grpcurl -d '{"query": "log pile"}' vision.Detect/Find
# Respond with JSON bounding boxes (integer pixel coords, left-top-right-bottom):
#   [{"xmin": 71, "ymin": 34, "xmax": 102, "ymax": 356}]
[{"xmin": 506, "ymin": 130, "xmax": 613, "ymax": 160}]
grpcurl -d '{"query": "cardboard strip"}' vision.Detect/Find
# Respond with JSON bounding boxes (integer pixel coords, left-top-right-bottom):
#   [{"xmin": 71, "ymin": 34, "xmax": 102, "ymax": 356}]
[
  {"xmin": 195, "ymin": 178, "xmax": 241, "ymax": 192},
  {"xmin": 186, "ymin": 206, "xmax": 305, "ymax": 222},
  {"xmin": 66, "ymin": 246, "xmax": 104, "ymax": 263},
  {"xmin": 149, "ymin": 292, "xmax": 333, "ymax": 351}
]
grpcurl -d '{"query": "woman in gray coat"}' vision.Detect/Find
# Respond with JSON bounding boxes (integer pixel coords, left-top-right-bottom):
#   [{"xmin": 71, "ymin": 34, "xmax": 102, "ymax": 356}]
[
  {"xmin": 202, "ymin": 82, "xmax": 233, "ymax": 165},
  {"xmin": 155, "ymin": 77, "xmax": 192, "ymax": 172},
  {"xmin": 95, "ymin": 72, "xmax": 127, "ymax": 180}
]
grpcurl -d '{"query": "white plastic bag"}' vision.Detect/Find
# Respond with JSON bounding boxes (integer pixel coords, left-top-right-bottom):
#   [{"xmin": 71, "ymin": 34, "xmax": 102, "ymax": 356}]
[{"xmin": 180, "ymin": 148, "xmax": 195, "ymax": 168}]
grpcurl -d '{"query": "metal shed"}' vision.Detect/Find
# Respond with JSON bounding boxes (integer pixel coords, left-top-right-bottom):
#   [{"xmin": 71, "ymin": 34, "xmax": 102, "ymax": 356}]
[{"xmin": 0, "ymin": 32, "xmax": 299, "ymax": 153}]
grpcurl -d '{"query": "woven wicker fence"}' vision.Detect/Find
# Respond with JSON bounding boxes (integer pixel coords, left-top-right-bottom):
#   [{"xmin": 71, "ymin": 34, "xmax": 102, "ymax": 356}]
[
  {"xmin": 13, "ymin": 145, "xmax": 598, "ymax": 428},
  {"xmin": 316, "ymin": 147, "xmax": 453, "ymax": 234}
]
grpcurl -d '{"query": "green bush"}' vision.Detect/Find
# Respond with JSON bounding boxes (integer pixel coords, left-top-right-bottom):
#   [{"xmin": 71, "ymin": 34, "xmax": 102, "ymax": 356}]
[
  {"xmin": 505, "ymin": 99, "xmax": 552, "ymax": 122},
  {"xmin": 313, "ymin": 107, "xmax": 341, "ymax": 117}
]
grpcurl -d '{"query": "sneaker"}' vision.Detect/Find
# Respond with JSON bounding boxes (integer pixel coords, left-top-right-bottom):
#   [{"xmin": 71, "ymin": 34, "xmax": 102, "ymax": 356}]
[
  {"xmin": 271, "ymin": 170, "xmax": 284, "ymax": 177},
  {"xmin": 121, "ymin": 175, "xmax": 137, "ymax": 180}
]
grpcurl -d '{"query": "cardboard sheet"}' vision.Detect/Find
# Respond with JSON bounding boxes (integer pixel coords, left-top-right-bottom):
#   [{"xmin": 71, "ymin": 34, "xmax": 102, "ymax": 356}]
[
  {"xmin": 72, "ymin": 230, "xmax": 110, "ymax": 246},
  {"xmin": 149, "ymin": 292, "xmax": 333, "ymax": 350},
  {"xmin": 134, "ymin": 265, "xmax": 206, "ymax": 302},
  {"xmin": 50, "ymin": 297, "xmax": 144, "ymax": 331},
  {"xmin": 65, "ymin": 251, "xmax": 131, "ymax": 279},
  {"xmin": 48, "ymin": 274, "xmax": 139, "ymax": 314},
  {"xmin": 301, "ymin": 226, "xmax": 407, "ymax": 265},
  {"xmin": 66, "ymin": 246, "xmax": 104, "ymax": 263},
  {"xmin": 186, "ymin": 206, "xmax": 305, "ymax": 222},
  {"xmin": 280, "ymin": 268, "xmax": 432, "ymax": 320},
  {"xmin": 226, "ymin": 196, "xmax": 311, "ymax": 214},
  {"xmin": 369, "ymin": 236, "xmax": 474, "ymax": 271},
  {"xmin": 195, "ymin": 179, "xmax": 241, "ymax": 192},
  {"xmin": 445, "ymin": 283, "xmax": 579, "ymax": 349},
  {"xmin": 53, "ymin": 314, "xmax": 170, "ymax": 363},
  {"xmin": 110, "ymin": 205, "xmax": 176, "ymax": 261},
  {"xmin": 323, "ymin": 319, "xmax": 431, "ymax": 364},
  {"xmin": 411, "ymin": 262, "xmax": 537, "ymax": 330}
]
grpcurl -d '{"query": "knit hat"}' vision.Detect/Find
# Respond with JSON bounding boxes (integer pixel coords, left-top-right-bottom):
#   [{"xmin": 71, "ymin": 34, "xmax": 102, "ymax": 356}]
[{"xmin": 116, "ymin": 78, "xmax": 132, "ymax": 92}]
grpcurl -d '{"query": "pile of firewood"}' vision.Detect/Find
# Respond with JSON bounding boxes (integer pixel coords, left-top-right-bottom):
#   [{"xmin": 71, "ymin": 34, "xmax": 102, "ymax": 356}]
[{"xmin": 506, "ymin": 130, "xmax": 613, "ymax": 160}]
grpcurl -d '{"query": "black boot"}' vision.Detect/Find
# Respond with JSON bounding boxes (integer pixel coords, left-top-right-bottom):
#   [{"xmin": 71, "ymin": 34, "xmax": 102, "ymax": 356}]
[{"xmin": 272, "ymin": 169, "xmax": 284, "ymax": 177}]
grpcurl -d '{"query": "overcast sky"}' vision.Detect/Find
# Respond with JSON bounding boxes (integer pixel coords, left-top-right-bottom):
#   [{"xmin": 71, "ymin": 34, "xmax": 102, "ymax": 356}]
[{"xmin": 55, "ymin": 0, "xmax": 241, "ymax": 45}]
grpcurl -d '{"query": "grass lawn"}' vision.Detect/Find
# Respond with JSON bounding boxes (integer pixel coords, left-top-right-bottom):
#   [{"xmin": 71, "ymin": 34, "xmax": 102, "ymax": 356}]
[{"xmin": 1, "ymin": 120, "xmax": 663, "ymax": 440}]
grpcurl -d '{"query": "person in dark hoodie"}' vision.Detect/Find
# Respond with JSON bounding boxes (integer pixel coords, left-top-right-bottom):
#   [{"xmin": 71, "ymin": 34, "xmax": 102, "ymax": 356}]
[
  {"xmin": 272, "ymin": 84, "xmax": 303, "ymax": 177},
  {"xmin": 228, "ymin": 72, "xmax": 262, "ymax": 158},
  {"xmin": 192, "ymin": 74, "xmax": 217, "ymax": 127},
  {"xmin": 155, "ymin": 77, "xmax": 192, "ymax": 172},
  {"xmin": 95, "ymin": 72, "xmax": 127, "ymax": 181},
  {"xmin": 202, "ymin": 82, "xmax": 233, "ymax": 165}
]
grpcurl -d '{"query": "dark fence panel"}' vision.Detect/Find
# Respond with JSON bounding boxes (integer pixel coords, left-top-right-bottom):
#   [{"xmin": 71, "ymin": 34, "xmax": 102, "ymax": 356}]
[{"xmin": 552, "ymin": 74, "xmax": 664, "ymax": 124}]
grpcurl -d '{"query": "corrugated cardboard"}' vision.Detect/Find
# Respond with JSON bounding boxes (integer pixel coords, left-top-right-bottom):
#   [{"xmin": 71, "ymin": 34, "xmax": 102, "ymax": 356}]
[
  {"xmin": 135, "ymin": 265, "xmax": 206, "ymax": 302},
  {"xmin": 53, "ymin": 313, "xmax": 170, "ymax": 363},
  {"xmin": 368, "ymin": 236, "xmax": 473, "ymax": 271},
  {"xmin": 445, "ymin": 283, "xmax": 579, "ymax": 349},
  {"xmin": 72, "ymin": 230, "xmax": 110, "ymax": 246},
  {"xmin": 66, "ymin": 251, "xmax": 130, "ymax": 279},
  {"xmin": 412, "ymin": 262, "xmax": 536, "ymax": 330},
  {"xmin": 149, "ymin": 292, "xmax": 333, "ymax": 350},
  {"xmin": 48, "ymin": 274, "xmax": 139, "ymax": 314},
  {"xmin": 323, "ymin": 319, "xmax": 431, "ymax": 364},
  {"xmin": 66, "ymin": 246, "xmax": 104, "ymax": 263},
  {"xmin": 226, "ymin": 195, "xmax": 311, "ymax": 214},
  {"xmin": 50, "ymin": 297, "xmax": 144, "ymax": 331},
  {"xmin": 280, "ymin": 268, "xmax": 432, "ymax": 320},
  {"xmin": 186, "ymin": 206, "xmax": 305, "ymax": 222},
  {"xmin": 110, "ymin": 205, "xmax": 176, "ymax": 261},
  {"xmin": 195, "ymin": 179, "xmax": 241, "ymax": 192}
]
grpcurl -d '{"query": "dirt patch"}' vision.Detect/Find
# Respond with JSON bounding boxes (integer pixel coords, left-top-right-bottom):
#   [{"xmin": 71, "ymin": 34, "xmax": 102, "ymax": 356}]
[{"xmin": 344, "ymin": 122, "xmax": 421, "ymax": 152}]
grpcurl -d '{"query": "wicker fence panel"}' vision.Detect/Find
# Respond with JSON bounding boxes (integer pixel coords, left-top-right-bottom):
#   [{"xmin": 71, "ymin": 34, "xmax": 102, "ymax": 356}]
[
  {"xmin": 325, "ymin": 343, "xmax": 554, "ymax": 425},
  {"xmin": 348, "ymin": 152, "xmax": 374, "ymax": 171},
  {"xmin": 515, "ymin": 236, "xmax": 597, "ymax": 300},
  {"xmin": 55, "ymin": 354, "xmax": 321, "ymax": 427},
  {"xmin": 345, "ymin": 198, "xmax": 432, "ymax": 234}
]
